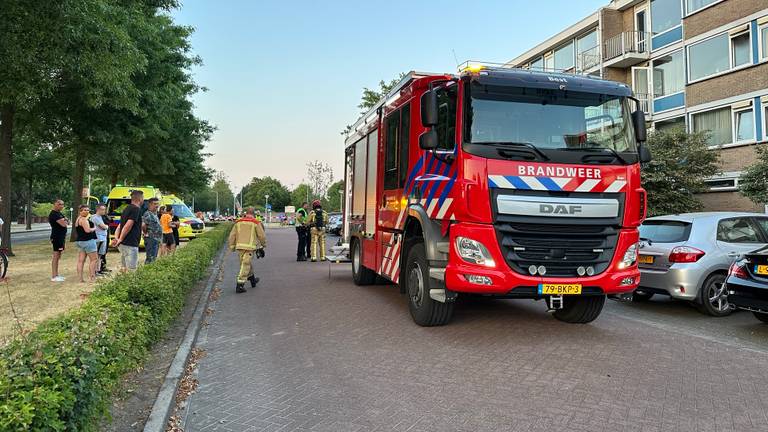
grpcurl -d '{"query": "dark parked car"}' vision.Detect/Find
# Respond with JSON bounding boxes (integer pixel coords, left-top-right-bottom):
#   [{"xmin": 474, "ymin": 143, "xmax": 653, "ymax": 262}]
[{"xmin": 726, "ymin": 245, "xmax": 768, "ymax": 323}]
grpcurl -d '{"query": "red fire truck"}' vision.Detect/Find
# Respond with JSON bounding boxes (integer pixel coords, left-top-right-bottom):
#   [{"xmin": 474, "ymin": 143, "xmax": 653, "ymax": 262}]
[{"xmin": 342, "ymin": 64, "xmax": 650, "ymax": 326}]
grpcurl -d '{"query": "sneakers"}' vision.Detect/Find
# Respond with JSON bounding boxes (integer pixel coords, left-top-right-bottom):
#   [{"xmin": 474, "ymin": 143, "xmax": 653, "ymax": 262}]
[
  {"xmin": 247, "ymin": 275, "xmax": 259, "ymax": 287},
  {"xmin": 51, "ymin": 276, "xmax": 65, "ymax": 282},
  {"xmin": 236, "ymin": 283, "xmax": 247, "ymax": 293}
]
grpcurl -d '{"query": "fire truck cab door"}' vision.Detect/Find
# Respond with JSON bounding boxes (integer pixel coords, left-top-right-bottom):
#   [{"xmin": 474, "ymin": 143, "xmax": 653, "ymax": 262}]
[{"xmin": 379, "ymin": 103, "xmax": 411, "ymax": 231}]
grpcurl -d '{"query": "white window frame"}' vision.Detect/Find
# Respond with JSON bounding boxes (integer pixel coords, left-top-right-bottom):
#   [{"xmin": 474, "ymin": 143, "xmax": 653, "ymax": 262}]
[
  {"xmin": 704, "ymin": 173, "xmax": 741, "ymax": 192},
  {"xmin": 762, "ymin": 97, "xmax": 768, "ymax": 141},
  {"xmin": 732, "ymin": 102, "xmax": 755, "ymax": 144},
  {"xmin": 684, "ymin": 0, "xmax": 726, "ymax": 17},
  {"xmin": 686, "ymin": 28, "xmax": 753, "ymax": 84},
  {"xmin": 543, "ymin": 52, "xmax": 555, "ymax": 71},
  {"xmin": 652, "ymin": 49, "xmax": 685, "ymax": 100},
  {"xmin": 690, "ymin": 101, "xmax": 758, "ymax": 148},
  {"xmin": 759, "ymin": 22, "xmax": 768, "ymax": 62}
]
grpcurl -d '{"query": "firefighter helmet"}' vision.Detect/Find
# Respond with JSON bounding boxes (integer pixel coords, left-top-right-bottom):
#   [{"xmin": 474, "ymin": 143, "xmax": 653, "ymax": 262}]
[{"xmin": 311, "ymin": 199, "xmax": 322, "ymax": 208}]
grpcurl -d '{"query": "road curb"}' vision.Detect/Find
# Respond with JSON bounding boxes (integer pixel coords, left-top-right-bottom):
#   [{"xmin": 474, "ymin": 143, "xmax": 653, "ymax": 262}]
[{"xmin": 142, "ymin": 246, "xmax": 228, "ymax": 432}]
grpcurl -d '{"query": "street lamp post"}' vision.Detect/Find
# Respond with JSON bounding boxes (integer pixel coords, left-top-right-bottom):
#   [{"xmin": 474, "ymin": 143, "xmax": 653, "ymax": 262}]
[
  {"xmin": 265, "ymin": 195, "xmax": 269, "ymax": 222},
  {"xmin": 215, "ymin": 191, "xmax": 219, "ymax": 216}
]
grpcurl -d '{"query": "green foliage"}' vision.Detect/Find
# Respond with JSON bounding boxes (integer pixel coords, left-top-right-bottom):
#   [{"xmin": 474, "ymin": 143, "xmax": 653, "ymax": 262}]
[
  {"xmin": 739, "ymin": 143, "xmax": 768, "ymax": 205},
  {"xmin": 243, "ymin": 177, "xmax": 291, "ymax": 211},
  {"xmin": 31, "ymin": 203, "xmax": 53, "ymax": 218},
  {"xmin": 325, "ymin": 180, "xmax": 345, "ymax": 212},
  {"xmin": 342, "ymin": 73, "xmax": 406, "ymax": 136},
  {"xmin": 0, "ymin": 223, "xmax": 232, "ymax": 431},
  {"xmin": 290, "ymin": 184, "xmax": 312, "ymax": 208},
  {"xmin": 641, "ymin": 129, "xmax": 721, "ymax": 217}
]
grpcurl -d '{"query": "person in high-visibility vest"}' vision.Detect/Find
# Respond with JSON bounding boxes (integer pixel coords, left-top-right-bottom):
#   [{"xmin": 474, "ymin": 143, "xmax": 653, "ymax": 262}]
[
  {"xmin": 227, "ymin": 207, "xmax": 267, "ymax": 293},
  {"xmin": 295, "ymin": 202, "xmax": 309, "ymax": 261},
  {"xmin": 307, "ymin": 200, "xmax": 328, "ymax": 262}
]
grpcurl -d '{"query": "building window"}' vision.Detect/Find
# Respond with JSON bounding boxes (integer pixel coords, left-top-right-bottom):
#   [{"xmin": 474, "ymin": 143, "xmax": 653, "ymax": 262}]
[
  {"xmin": 688, "ymin": 34, "xmax": 729, "ymax": 81},
  {"xmin": 764, "ymin": 102, "xmax": 768, "ymax": 140},
  {"xmin": 704, "ymin": 176, "xmax": 739, "ymax": 192},
  {"xmin": 733, "ymin": 107, "xmax": 754, "ymax": 143},
  {"xmin": 685, "ymin": 0, "xmax": 721, "ymax": 15},
  {"xmin": 731, "ymin": 31, "xmax": 751, "ymax": 67},
  {"xmin": 577, "ymin": 30, "xmax": 599, "ymax": 71},
  {"xmin": 544, "ymin": 53, "xmax": 554, "ymax": 71},
  {"xmin": 554, "ymin": 41, "xmax": 575, "ymax": 71},
  {"xmin": 692, "ymin": 107, "xmax": 731, "ymax": 146},
  {"xmin": 653, "ymin": 51, "xmax": 684, "ymax": 97},
  {"xmin": 651, "ymin": 0, "xmax": 682, "ymax": 35},
  {"xmin": 761, "ymin": 24, "xmax": 768, "ymax": 61},
  {"xmin": 654, "ymin": 116, "xmax": 685, "ymax": 132},
  {"xmin": 687, "ymin": 30, "xmax": 752, "ymax": 82},
  {"xmin": 531, "ymin": 56, "xmax": 543, "ymax": 71}
]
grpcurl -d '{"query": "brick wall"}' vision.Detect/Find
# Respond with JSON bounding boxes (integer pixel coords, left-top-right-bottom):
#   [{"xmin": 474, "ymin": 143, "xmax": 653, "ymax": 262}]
[
  {"xmin": 604, "ymin": 67, "xmax": 630, "ymax": 84},
  {"xmin": 697, "ymin": 191, "xmax": 764, "ymax": 212},
  {"xmin": 718, "ymin": 145, "xmax": 758, "ymax": 172},
  {"xmin": 686, "ymin": 63, "xmax": 768, "ymax": 106},
  {"xmin": 684, "ymin": 0, "xmax": 767, "ymax": 39},
  {"xmin": 601, "ymin": 8, "xmax": 624, "ymax": 42}
]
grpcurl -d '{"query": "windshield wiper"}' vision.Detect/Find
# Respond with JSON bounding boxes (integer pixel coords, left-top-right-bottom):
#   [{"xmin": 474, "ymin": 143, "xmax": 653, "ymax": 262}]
[
  {"xmin": 479, "ymin": 141, "xmax": 549, "ymax": 161},
  {"xmin": 561, "ymin": 145, "xmax": 629, "ymax": 165}
]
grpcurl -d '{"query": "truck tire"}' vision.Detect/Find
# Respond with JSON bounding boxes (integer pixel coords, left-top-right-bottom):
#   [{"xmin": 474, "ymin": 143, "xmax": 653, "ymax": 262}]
[
  {"xmin": 405, "ymin": 242, "xmax": 454, "ymax": 326},
  {"xmin": 695, "ymin": 273, "xmax": 731, "ymax": 317},
  {"xmin": 553, "ymin": 295, "xmax": 605, "ymax": 324},
  {"xmin": 351, "ymin": 238, "xmax": 376, "ymax": 286}
]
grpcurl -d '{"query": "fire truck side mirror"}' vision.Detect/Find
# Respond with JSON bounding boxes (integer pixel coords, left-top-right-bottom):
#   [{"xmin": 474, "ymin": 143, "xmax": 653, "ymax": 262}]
[
  {"xmin": 419, "ymin": 129, "xmax": 438, "ymax": 150},
  {"xmin": 632, "ymin": 110, "xmax": 647, "ymax": 143},
  {"xmin": 421, "ymin": 90, "xmax": 438, "ymax": 127}
]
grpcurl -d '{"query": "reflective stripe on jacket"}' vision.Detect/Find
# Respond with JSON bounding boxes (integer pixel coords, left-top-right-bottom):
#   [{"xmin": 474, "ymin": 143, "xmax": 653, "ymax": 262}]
[{"xmin": 228, "ymin": 217, "xmax": 267, "ymax": 251}]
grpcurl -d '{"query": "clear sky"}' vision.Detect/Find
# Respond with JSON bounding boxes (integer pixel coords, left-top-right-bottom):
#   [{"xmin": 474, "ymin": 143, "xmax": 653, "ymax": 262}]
[{"xmin": 173, "ymin": 0, "xmax": 607, "ymax": 192}]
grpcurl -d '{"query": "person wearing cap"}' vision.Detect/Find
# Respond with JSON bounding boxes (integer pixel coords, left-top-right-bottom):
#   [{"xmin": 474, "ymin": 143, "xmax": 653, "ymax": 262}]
[
  {"xmin": 307, "ymin": 199, "xmax": 328, "ymax": 262},
  {"xmin": 227, "ymin": 207, "xmax": 267, "ymax": 293}
]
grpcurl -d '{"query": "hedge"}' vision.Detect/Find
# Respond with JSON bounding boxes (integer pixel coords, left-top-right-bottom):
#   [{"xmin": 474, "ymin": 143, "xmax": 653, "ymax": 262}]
[{"xmin": 0, "ymin": 223, "xmax": 232, "ymax": 431}]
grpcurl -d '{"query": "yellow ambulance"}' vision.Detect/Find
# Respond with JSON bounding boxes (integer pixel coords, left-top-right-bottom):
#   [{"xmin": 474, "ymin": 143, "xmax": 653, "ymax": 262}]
[
  {"xmin": 160, "ymin": 194, "xmax": 205, "ymax": 239},
  {"xmin": 105, "ymin": 185, "xmax": 163, "ymax": 247}
]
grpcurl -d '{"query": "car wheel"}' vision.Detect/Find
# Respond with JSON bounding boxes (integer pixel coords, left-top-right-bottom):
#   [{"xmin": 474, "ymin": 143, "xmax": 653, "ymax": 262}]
[
  {"xmin": 753, "ymin": 312, "xmax": 768, "ymax": 324},
  {"xmin": 632, "ymin": 289, "xmax": 654, "ymax": 302},
  {"xmin": 552, "ymin": 295, "xmax": 606, "ymax": 324},
  {"xmin": 405, "ymin": 242, "xmax": 454, "ymax": 326},
  {"xmin": 351, "ymin": 239, "xmax": 376, "ymax": 286},
  {"xmin": 696, "ymin": 273, "xmax": 732, "ymax": 317}
]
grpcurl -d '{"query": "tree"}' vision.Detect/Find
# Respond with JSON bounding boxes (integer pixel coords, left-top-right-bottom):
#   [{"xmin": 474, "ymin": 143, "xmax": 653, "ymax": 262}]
[
  {"xmin": 305, "ymin": 161, "xmax": 334, "ymax": 203},
  {"xmin": 243, "ymin": 177, "xmax": 291, "ymax": 211},
  {"xmin": 342, "ymin": 73, "xmax": 406, "ymax": 136},
  {"xmin": 641, "ymin": 129, "xmax": 721, "ymax": 217},
  {"xmin": 326, "ymin": 180, "xmax": 345, "ymax": 213},
  {"xmin": 291, "ymin": 184, "xmax": 312, "ymax": 208},
  {"xmin": 739, "ymin": 143, "xmax": 768, "ymax": 205}
]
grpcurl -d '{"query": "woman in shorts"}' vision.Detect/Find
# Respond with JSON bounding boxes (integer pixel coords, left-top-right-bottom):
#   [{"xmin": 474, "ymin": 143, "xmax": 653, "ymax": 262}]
[{"xmin": 74, "ymin": 205, "xmax": 99, "ymax": 283}]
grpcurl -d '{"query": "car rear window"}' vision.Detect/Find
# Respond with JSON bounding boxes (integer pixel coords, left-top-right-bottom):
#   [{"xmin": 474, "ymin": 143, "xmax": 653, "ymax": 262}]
[{"xmin": 639, "ymin": 220, "xmax": 692, "ymax": 243}]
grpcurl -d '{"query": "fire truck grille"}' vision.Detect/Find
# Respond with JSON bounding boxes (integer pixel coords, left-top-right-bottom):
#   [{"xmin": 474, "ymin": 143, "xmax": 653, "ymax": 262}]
[{"xmin": 495, "ymin": 223, "xmax": 618, "ymax": 277}]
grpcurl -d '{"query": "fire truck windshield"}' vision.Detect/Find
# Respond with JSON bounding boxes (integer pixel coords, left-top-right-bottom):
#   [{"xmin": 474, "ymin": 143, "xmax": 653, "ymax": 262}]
[{"xmin": 465, "ymin": 83, "xmax": 637, "ymax": 161}]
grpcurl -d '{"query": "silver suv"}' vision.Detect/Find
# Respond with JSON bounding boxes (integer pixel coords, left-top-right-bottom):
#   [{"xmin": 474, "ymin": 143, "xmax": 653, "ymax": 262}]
[{"xmin": 634, "ymin": 212, "xmax": 768, "ymax": 316}]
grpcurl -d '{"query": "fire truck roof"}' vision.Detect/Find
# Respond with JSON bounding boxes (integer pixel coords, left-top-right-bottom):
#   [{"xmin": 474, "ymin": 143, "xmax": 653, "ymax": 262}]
[{"xmin": 471, "ymin": 67, "xmax": 633, "ymax": 98}]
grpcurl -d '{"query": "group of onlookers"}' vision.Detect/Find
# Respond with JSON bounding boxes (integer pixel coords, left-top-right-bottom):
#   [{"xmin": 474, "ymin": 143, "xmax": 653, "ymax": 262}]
[{"xmin": 47, "ymin": 190, "xmax": 181, "ymax": 283}]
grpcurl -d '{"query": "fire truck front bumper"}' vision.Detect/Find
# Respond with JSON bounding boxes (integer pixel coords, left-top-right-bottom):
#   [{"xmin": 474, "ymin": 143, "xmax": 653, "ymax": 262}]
[{"xmin": 444, "ymin": 222, "xmax": 640, "ymax": 297}]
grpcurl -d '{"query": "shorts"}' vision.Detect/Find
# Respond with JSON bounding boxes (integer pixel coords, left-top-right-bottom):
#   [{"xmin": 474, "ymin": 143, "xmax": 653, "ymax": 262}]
[
  {"xmin": 75, "ymin": 239, "xmax": 98, "ymax": 254},
  {"xmin": 118, "ymin": 244, "xmax": 139, "ymax": 271},
  {"xmin": 162, "ymin": 233, "xmax": 175, "ymax": 246},
  {"xmin": 51, "ymin": 236, "xmax": 66, "ymax": 252}
]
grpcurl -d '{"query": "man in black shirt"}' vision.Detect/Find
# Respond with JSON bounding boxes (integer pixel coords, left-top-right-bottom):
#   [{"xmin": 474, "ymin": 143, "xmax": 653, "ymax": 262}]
[
  {"xmin": 48, "ymin": 199, "xmax": 69, "ymax": 282},
  {"xmin": 112, "ymin": 190, "xmax": 144, "ymax": 272}
]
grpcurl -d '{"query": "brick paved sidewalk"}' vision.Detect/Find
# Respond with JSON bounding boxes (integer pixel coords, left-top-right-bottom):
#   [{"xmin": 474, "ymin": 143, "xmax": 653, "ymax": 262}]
[{"xmin": 182, "ymin": 228, "xmax": 768, "ymax": 432}]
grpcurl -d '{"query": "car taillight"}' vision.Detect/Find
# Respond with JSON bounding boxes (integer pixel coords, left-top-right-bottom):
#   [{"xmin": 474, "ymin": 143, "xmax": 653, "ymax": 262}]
[
  {"xmin": 668, "ymin": 246, "xmax": 705, "ymax": 263},
  {"xmin": 728, "ymin": 261, "xmax": 748, "ymax": 279}
]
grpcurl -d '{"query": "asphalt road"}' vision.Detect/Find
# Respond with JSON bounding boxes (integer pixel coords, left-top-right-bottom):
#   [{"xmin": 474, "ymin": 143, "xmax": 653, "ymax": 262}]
[
  {"xmin": 182, "ymin": 228, "xmax": 768, "ymax": 432},
  {"xmin": 9, "ymin": 228, "xmax": 66, "ymax": 245}
]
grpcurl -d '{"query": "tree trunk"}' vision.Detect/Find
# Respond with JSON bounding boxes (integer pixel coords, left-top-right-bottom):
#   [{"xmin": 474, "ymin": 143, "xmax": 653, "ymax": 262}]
[
  {"xmin": 110, "ymin": 171, "xmax": 118, "ymax": 190},
  {"xmin": 69, "ymin": 145, "xmax": 86, "ymax": 241},
  {"xmin": 0, "ymin": 105, "xmax": 14, "ymax": 256},
  {"xmin": 26, "ymin": 178, "xmax": 33, "ymax": 230}
]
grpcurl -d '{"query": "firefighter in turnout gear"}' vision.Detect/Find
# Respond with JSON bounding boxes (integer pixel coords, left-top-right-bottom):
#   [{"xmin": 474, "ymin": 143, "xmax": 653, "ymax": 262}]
[
  {"xmin": 228, "ymin": 207, "xmax": 267, "ymax": 293},
  {"xmin": 307, "ymin": 199, "xmax": 328, "ymax": 262},
  {"xmin": 295, "ymin": 202, "xmax": 310, "ymax": 261}
]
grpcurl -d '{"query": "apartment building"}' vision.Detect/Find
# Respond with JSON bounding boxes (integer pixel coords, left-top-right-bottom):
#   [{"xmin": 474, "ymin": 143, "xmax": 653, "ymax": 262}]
[{"xmin": 506, "ymin": 0, "xmax": 768, "ymax": 212}]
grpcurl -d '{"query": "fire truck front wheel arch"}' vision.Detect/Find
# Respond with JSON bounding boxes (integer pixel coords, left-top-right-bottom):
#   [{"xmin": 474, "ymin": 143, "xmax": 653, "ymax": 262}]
[{"xmin": 351, "ymin": 237, "xmax": 376, "ymax": 286}]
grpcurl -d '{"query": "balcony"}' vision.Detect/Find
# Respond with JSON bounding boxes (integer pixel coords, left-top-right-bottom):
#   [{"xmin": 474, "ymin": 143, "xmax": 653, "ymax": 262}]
[
  {"xmin": 578, "ymin": 45, "xmax": 601, "ymax": 72},
  {"xmin": 634, "ymin": 93, "xmax": 651, "ymax": 114},
  {"xmin": 603, "ymin": 31, "xmax": 650, "ymax": 68}
]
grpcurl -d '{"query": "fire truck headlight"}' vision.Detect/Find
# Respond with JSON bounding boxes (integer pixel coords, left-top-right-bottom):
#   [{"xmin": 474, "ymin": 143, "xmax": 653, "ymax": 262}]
[
  {"xmin": 618, "ymin": 242, "xmax": 639, "ymax": 269},
  {"xmin": 456, "ymin": 237, "xmax": 496, "ymax": 267}
]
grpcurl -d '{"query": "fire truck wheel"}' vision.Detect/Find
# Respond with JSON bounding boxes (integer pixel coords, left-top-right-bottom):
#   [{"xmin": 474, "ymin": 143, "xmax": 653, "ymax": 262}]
[
  {"xmin": 351, "ymin": 239, "xmax": 376, "ymax": 286},
  {"xmin": 553, "ymin": 295, "xmax": 605, "ymax": 324},
  {"xmin": 405, "ymin": 242, "xmax": 454, "ymax": 326}
]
